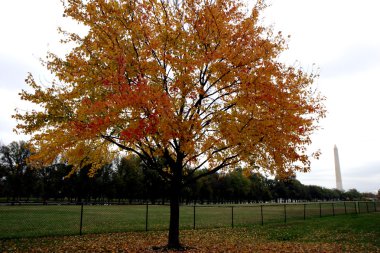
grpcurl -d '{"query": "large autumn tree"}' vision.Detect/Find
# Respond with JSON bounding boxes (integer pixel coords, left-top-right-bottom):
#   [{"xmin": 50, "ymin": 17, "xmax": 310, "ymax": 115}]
[{"xmin": 14, "ymin": 0, "xmax": 325, "ymax": 248}]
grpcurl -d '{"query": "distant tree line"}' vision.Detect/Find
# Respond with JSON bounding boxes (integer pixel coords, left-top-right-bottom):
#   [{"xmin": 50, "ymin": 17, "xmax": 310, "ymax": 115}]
[{"xmin": 0, "ymin": 141, "xmax": 377, "ymax": 204}]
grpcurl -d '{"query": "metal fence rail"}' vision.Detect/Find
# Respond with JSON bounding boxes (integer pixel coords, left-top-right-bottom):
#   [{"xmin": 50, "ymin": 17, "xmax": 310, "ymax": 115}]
[{"xmin": 0, "ymin": 201, "xmax": 378, "ymax": 239}]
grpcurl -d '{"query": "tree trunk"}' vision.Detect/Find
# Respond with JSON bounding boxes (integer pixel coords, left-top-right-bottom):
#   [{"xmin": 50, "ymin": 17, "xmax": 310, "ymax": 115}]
[
  {"xmin": 165, "ymin": 150, "xmax": 184, "ymax": 249},
  {"xmin": 168, "ymin": 181, "xmax": 181, "ymax": 248}
]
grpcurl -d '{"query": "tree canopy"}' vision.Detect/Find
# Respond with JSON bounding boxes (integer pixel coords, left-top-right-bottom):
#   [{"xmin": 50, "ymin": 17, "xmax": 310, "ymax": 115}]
[{"xmin": 14, "ymin": 0, "xmax": 325, "ymax": 248}]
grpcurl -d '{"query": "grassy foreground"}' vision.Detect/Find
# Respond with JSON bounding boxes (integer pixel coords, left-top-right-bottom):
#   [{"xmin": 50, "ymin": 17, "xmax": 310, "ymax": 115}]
[
  {"xmin": 1, "ymin": 202, "xmax": 371, "ymax": 239},
  {"xmin": 1, "ymin": 212, "xmax": 379, "ymax": 252}
]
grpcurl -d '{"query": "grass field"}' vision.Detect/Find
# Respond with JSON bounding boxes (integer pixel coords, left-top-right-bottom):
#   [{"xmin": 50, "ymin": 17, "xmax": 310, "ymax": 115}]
[
  {"xmin": 0, "ymin": 201, "xmax": 378, "ymax": 239},
  {"xmin": 1, "ymin": 212, "xmax": 379, "ymax": 252}
]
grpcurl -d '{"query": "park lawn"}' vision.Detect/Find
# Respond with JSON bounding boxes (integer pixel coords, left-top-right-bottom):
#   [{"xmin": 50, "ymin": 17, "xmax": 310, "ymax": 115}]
[
  {"xmin": 0, "ymin": 205, "xmax": 174, "ymax": 238},
  {"xmin": 1, "ymin": 212, "xmax": 379, "ymax": 252},
  {"xmin": 1, "ymin": 202, "xmax": 370, "ymax": 239}
]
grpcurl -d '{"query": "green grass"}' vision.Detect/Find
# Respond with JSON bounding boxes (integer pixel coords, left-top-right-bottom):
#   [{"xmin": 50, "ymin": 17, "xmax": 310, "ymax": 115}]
[
  {"xmin": 1, "ymin": 212, "xmax": 379, "ymax": 252},
  {"xmin": 256, "ymin": 212, "xmax": 380, "ymax": 246},
  {"xmin": 0, "ymin": 202, "xmax": 378, "ymax": 239},
  {"xmin": 0, "ymin": 205, "xmax": 81, "ymax": 238}
]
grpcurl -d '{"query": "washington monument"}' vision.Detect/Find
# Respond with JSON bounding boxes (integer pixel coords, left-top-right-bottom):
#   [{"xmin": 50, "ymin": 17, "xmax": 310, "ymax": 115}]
[{"xmin": 334, "ymin": 145, "xmax": 343, "ymax": 191}]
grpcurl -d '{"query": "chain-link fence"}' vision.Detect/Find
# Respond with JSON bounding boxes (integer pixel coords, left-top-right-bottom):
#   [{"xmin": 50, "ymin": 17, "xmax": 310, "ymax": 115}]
[{"xmin": 0, "ymin": 201, "xmax": 379, "ymax": 239}]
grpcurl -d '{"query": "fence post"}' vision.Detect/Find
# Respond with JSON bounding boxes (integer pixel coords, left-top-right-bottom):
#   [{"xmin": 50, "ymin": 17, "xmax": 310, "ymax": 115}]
[
  {"xmin": 145, "ymin": 203, "xmax": 149, "ymax": 231},
  {"xmin": 374, "ymin": 202, "xmax": 377, "ymax": 212},
  {"xmin": 332, "ymin": 202, "xmax": 335, "ymax": 216},
  {"xmin": 344, "ymin": 201, "xmax": 347, "ymax": 214},
  {"xmin": 79, "ymin": 203, "xmax": 84, "ymax": 236},
  {"xmin": 260, "ymin": 205, "xmax": 264, "ymax": 226},
  {"xmin": 303, "ymin": 203, "xmax": 306, "ymax": 220},
  {"xmin": 319, "ymin": 203, "xmax": 322, "ymax": 218},
  {"xmin": 355, "ymin": 201, "xmax": 358, "ymax": 214},
  {"xmin": 366, "ymin": 202, "xmax": 369, "ymax": 213},
  {"xmin": 231, "ymin": 206, "xmax": 234, "ymax": 228},
  {"xmin": 284, "ymin": 204, "xmax": 287, "ymax": 223},
  {"xmin": 193, "ymin": 205, "xmax": 196, "ymax": 230}
]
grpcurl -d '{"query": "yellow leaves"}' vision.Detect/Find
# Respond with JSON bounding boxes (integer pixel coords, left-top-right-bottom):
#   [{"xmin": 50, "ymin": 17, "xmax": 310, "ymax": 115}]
[
  {"xmin": 3, "ymin": 226, "xmax": 372, "ymax": 253},
  {"xmin": 14, "ymin": 0, "xmax": 326, "ymax": 182}
]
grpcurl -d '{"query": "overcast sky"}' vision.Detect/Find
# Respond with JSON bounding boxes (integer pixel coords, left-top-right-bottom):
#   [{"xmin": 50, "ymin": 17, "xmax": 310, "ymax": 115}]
[{"xmin": 0, "ymin": 0, "xmax": 379, "ymax": 193}]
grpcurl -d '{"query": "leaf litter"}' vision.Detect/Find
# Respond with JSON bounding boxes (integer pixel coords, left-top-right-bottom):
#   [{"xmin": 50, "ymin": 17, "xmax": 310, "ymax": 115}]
[{"xmin": 1, "ymin": 228, "xmax": 378, "ymax": 253}]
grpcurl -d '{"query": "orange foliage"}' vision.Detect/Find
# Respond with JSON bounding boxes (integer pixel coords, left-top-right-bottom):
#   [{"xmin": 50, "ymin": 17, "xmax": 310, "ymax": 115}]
[
  {"xmin": 15, "ymin": 0, "xmax": 325, "ymax": 178},
  {"xmin": 14, "ymin": 0, "xmax": 325, "ymax": 246}
]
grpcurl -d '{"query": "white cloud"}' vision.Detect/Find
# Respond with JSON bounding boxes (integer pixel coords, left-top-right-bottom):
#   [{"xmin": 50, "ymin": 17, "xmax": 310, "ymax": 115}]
[
  {"xmin": 321, "ymin": 44, "xmax": 380, "ymax": 78},
  {"xmin": 262, "ymin": 0, "xmax": 380, "ymax": 66},
  {"xmin": 261, "ymin": 0, "xmax": 380, "ymax": 192}
]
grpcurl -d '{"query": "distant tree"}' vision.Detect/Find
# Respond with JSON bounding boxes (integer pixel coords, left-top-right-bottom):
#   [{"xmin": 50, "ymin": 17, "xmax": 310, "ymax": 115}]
[
  {"xmin": 0, "ymin": 141, "xmax": 32, "ymax": 200},
  {"xmin": 330, "ymin": 189, "xmax": 344, "ymax": 201},
  {"xmin": 273, "ymin": 179, "xmax": 289, "ymax": 202},
  {"xmin": 361, "ymin": 192, "xmax": 376, "ymax": 200},
  {"xmin": 187, "ymin": 169, "xmax": 219, "ymax": 204},
  {"xmin": 284, "ymin": 177, "xmax": 307, "ymax": 201},
  {"xmin": 15, "ymin": 0, "xmax": 325, "ymax": 248},
  {"xmin": 0, "ymin": 163, "xmax": 7, "ymax": 197},
  {"xmin": 115, "ymin": 155, "xmax": 144, "ymax": 203},
  {"xmin": 198, "ymin": 174, "xmax": 216, "ymax": 204},
  {"xmin": 37, "ymin": 163, "xmax": 71, "ymax": 201},
  {"xmin": 344, "ymin": 188, "xmax": 362, "ymax": 201},
  {"xmin": 307, "ymin": 185, "xmax": 324, "ymax": 201},
  {"xmin": 220, "ymin": 169, "xmax": 250, "ymax": 203},
  {"xmin": 248, "ymin": 173, "xmax": 272, "ymax": 202},
  {"xmin": 93, "ymin": 164, "xmax": 115, "ymax": 202}
]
